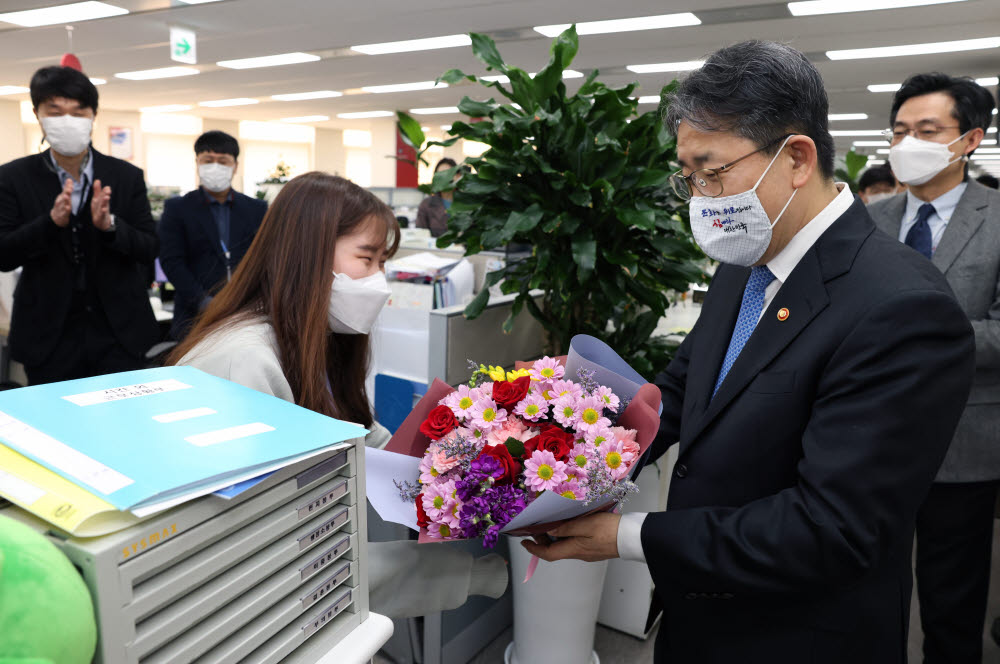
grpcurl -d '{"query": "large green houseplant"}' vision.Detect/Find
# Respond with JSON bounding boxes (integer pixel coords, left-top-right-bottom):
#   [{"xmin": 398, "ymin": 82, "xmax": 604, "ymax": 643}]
[{"xmin": 397, "ymin": 26, "xmax": 705, "ymax": 379}]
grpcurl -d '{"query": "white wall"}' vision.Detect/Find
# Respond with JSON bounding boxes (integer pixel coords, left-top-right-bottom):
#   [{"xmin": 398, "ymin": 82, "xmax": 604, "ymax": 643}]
[
  {"xmin": 369, "ymin": 117, "xmax": 398, "ymax": 188},
  {"xmin": 0, "ymin": 100, "xmax": 25, "ymax": 166}
]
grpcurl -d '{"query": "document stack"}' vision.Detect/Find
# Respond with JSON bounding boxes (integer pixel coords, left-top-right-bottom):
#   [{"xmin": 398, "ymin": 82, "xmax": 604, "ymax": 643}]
[{"xmin": 0, "ymin": 367, "xmax": 374, "ymax": 663}]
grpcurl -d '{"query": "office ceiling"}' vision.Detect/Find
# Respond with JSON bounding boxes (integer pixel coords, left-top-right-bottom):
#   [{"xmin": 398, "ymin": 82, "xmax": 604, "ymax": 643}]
[{"xmin": 0, "ymin": 0, "xmax": 997, "ymax": 174}]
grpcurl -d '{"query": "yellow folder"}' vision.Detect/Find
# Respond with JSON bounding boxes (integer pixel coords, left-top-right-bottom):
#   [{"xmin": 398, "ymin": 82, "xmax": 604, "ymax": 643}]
[{"xmin": 0, "ymin": 443, "xmax": 139, "ymax": 537}]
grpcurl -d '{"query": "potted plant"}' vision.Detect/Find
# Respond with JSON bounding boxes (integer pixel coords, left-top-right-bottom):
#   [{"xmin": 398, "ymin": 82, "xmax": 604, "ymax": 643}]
[{"xmin": 397, "ymin": 26, "xmax": 705, "ymax": 381}]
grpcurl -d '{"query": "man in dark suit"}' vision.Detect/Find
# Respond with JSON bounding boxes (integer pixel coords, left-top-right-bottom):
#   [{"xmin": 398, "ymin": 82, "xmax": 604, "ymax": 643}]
[
  {"xmin": 868, "ymin": 73, "xmax": 999, "ymax": 664},
  {"xmin": 523, "ymin": 41, "xmax": 975, "ymax": 663},
  {"xmin": 0, "ymin": 66, "xmax": 159, "ymax": 385},
  {"xmin": 158, "ymin": 131, "xmax": 266, "ymax": 340}
]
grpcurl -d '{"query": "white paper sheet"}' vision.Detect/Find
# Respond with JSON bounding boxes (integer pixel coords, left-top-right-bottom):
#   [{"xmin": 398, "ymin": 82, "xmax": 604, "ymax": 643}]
[{"xmin": 365, "ymin": 447, "xmax": 422, "ymax": 531}]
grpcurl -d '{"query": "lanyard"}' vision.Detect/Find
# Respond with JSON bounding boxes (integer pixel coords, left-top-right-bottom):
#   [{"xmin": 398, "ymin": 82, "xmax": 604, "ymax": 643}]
[{"xmin": 220, "ymin": 238, "xmax": 231, "ymax": 282}]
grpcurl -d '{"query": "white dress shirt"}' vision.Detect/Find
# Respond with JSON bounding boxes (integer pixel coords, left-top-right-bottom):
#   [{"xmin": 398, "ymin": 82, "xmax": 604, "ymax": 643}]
[
  {"xmin": 898, "ymin": 182, "xmax": 966, "ymax": 255},
  {"xmin": 617, "ymin": 183, "xmax": 856, "ymax": 564},
  {"xmin": 50, "ymin": 149, "xmax": 93, "ymax": 216}
]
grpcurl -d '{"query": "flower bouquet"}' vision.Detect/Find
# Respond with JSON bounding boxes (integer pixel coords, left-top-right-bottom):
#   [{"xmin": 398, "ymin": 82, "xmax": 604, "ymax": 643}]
[{"xmin": 366, "ymin": 335, "xmax": 661, "ymax": 547}]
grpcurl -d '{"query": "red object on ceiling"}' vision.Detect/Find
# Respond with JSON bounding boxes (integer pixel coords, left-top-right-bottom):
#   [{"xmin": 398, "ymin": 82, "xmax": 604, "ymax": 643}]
[
  {"xmin": 60, "ymin": 54, "xmax": 83, "ymax": 71},
  {"xmin": 396, "ymin": 128, "xmax": 418, "ymax": 188}
]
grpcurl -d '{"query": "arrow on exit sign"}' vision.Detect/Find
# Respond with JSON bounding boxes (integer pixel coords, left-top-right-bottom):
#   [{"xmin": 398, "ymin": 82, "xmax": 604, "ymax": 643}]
[
  {"xmin": 170, "ymin": 27, "xmax": 197, "ymax": 65},
  {"xmin": 175, "ymin": 39, "xmax": 191, "ymax": 56}
]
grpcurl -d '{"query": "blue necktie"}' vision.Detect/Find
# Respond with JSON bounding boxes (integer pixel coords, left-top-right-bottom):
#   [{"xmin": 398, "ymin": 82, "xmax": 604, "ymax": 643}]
[
  {"xmin": 713, "ymin": 266, "xmax": 776, "ymax": 398},
  {"xmin": 905, "ymin": 203, "xmax": 935, "ymax": 259}
]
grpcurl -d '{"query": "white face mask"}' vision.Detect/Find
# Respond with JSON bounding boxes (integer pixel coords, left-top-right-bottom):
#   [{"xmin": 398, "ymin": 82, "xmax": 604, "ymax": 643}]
[
  {"xmin": 328, "ymin": 271, "xmax": 392, "ymax": 334},
  {"xmin": 199, "ymin": 162, "xmax": 235, "ymax": 193},
  {"xmin": 865, "ymin": 192, "xmax": 896, "ymax": 205},
  {"xmin": 888, "ymin": 132, "xmax": 968, "ymax": 186},
  {"xmin": 41, "ymin": 115, "xmax": 93, "ymax": 157},
  {"xmin": 688, "ymin": 136, "xmax": 797, "ymax": 267}
]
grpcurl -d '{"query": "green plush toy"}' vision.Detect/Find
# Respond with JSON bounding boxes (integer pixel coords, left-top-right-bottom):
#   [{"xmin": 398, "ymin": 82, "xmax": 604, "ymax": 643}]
[{"xmin": 0, "ymin": 515, "xmax": 96, "ymax": 664}]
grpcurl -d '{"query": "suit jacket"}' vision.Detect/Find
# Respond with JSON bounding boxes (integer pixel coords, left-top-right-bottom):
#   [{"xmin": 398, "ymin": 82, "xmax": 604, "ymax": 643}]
[
  {"xmin": 646, "ymin": 198, "xmax": 974, "ymax": 663},
  {"xmin": 0, "ymin": 149, "xmax": 159, "ymax": 366},
  {"xmin": 158, "ymin": 188, "xmax": 266, "ymax": 340},
  {"xmin": 415, "ymin": 195, "xmax": 449, "ymax": 237},
  {"xmin": 868, "ymin": 180, "xmax": 1000, "ymax": 482}
]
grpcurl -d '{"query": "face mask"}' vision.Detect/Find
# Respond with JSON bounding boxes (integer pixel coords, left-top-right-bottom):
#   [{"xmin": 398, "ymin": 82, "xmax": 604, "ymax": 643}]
[
  {"xmin": 199, "ymin": 163, "xmax": 235, "ymax": 193},
  {"xmin": 865, "ymin": 192, "xmax": 896, "ymax": 205},
  {"xmin": 688, "ymin": 135, "xmax": 797, "ymax": 267},
  {"xmin": 327, "ymin": 271, "xmax": 392, "ymax": 334},
  {"xmin": 40, "ymin": 115, "xmax": 93, "ymax": 157},
  {"xmin": 888, "ymin": 132, "xmax": 968, "ymax": 186}
]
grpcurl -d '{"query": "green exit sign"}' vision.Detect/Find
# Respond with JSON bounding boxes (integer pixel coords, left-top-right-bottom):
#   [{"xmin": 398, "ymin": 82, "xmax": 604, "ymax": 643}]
[{"xmin": 170, "ymin": 27, "xmax": 197, "ymax": 65}]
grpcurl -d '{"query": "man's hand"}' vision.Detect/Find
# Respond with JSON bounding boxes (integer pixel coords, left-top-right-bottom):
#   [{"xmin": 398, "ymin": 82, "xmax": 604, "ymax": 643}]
[
  {"xmin": 521, "ymin": 512, "xmax": 621, "ymax": 563},
  {"xmin": 50, "ymin": 178, "xmax": 74, "ymax": 227},
  {"xmin": 91, "ymin": 179, "xmax": 113, "ymax": 231}
]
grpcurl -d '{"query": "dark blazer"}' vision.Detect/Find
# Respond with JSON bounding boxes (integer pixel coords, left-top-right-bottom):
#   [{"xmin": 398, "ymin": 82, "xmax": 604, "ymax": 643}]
[
  {"xmin": 646, "ymin": 198, "xmax": 975, "ymax": 663},
  {"xmin": 415, "ymin": 195, "xmax": 449, "ymax": 237},
  {"xmin": 0, "ymin": 148, "xmax": 159, "ymax": 367},
  {"xmin": 158, "ymin": 188, "xmax": 266, "ymax": 339},
  {"xmin": 869, "ymin": 180, "xmax": 1000, "ymax": 482}
]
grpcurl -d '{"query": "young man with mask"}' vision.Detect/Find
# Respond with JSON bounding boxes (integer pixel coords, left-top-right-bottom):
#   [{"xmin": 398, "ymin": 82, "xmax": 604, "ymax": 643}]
[
  {"xmin": 0, "ymin": 66, "xmax": 159, "ymax": 384},
  {"xmin": 523, "ymin": 41, "xmax": 975, "ymax": 664},
  {"xmin": 858, "ymin": 165, "xmax": 899, "ymax": 204},
  {"xmin": 158, "ymin": 131, "xmax": 267, "ymax": 341},
  {"xmin": 867, "ymin": 73, "xmax": 1000, "ymax": 664}
]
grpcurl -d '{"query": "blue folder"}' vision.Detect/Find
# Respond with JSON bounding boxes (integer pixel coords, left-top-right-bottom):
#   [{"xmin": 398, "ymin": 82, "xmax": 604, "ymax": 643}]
[{"xmin": 0, "ymin": 366, "xmax": 367, "ymax": 513}]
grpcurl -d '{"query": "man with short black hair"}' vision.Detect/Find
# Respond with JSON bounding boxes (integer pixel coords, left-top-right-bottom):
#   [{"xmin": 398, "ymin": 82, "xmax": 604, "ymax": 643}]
[
  {"xmin": 868, "ymin": 72, "xmax": 1000, "ymax": 664},
  {"xmin": 523, "ymin": 41, "xmax": 975, "ymax": 663},
  {"xmin": 0, "ymin": 65, "xmax": 159, "ymax": 384},
  {"xmin": 158, "ymin": 130, "xmax": 266, "ymax": 340},
  {"xmin": 858, "ymin": 165, "xmax": 898, "ymax": 204}
]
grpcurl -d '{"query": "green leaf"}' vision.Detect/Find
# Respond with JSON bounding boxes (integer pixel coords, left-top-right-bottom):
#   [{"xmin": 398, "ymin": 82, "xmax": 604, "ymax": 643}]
[
  {"xmin": 636, "ymin": 169, "xmax": 671, "ymax": 188},
  {"xmin": 457, "ymin": 97, "xmax": 496, "ymax": 117},
  {"xmin": 503, "ymin": 204, "xmax": 545, "ymax": 235},
  {"xmin": 571, "ymin": 233, "xmax": 597, "ymax": 275},
  {"xmin": 533, "ymin": 24, "xmax": 579, "ymax": 100},
  {"xmin": 464, "ymin": 284, "xmax": 492, "ymax": 319},
  {"xmin": 568, "ymin": 189, "xmax": 592, "ymax": 207},
  {"xmin": 617, "ymin": 208, "xmax": 657, "ymax": 230},
  {"xmin": 438, "ymin": 68, "xmax": 474, "ymax": 85},
  {"xmin": 430, "ymin": 166, "xmax": 459, "ymax": 194},
  {"xmin": 395, "ymin": 112, "xmax": 425, "ymax": 151},
  {"xmin": 470, "ymin": 32, "xmax": 507, "ymax": 72},
  {"xmin": 504, "ymin": 437, "xmax": 526, "ymax": 458},
  {"xmin": 844, "ymin": 149, "xmax": 869, "ymax": 179}
]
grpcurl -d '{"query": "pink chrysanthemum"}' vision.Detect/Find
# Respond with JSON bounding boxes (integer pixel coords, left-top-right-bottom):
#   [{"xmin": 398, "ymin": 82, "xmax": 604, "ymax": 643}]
[
  {"xmin": 600, "ymin": 439, "xmax": 635, "ymax": 481},
  {"xmin": 547, "ymin": 379, "xmax": 583, "ymax": 401},
  {"xmin": 574, "ymin": 396, "xmax": 612, "ymax": 435},
  {"xmin": 554, "ymin": 480, "xmax": 586, "ymax": 501},
  {"xmin": 422, "ymin": 480, "xmax": 457, "ymax": 521},
  {"xmin": 443, "ymin": 384, "xmax": 477, "ymax": 421},
  {"xmin": 593, "ymin": 386, "xmax": 621, "ymax": 413},
  {"xmin": 470, "ymin": 397, "xmax": 507, "ymax": 432},
  {"xmin": 552, "ymin": 394, "xmax": 582, "ymax": 428},
  {"xmin": 530, "ymin": 356, "xmax": 565, "ymax": 383},
  {"xmin": 514, "ymin": 393, "xmax": 550, "ymax": 422},
  {"xmin": 585, "ymin": 423, "xmax": 614, "ymax": 448},
  {"xmin": 524, "ymin": 450, "xmax": 569, "ymax": 492},
  {"xmin": 418, "ymin": 451, "xmax": 443, "ymax": 485}
]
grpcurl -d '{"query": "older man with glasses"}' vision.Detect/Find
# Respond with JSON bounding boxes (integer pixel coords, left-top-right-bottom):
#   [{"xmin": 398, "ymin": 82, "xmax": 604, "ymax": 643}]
[
  {"xmin": 523, "ymin": 40, "xmax": 975, "ymax": 664},
  {"xmin": 868, "ymin": 73, "xmax": 1000, "ymax": 664}
]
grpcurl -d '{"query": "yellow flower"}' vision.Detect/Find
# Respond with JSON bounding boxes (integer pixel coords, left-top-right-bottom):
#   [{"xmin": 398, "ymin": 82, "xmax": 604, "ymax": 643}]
[
  {"xmin": 487, "ymin": 365, "xmax": 506, "ymax": 381},
  {"xmin": 506, "ymin": 368, "xmax": 531, "ymax": 381},
  {"xmin": 560, "ymin": 490, "xmax": 576, "ymax": 499}
]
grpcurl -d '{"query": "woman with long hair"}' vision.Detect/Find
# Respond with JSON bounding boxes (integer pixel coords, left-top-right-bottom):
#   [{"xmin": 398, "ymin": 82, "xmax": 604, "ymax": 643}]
[{"xmin": 168, "ymin": 172, "xmax": 506, "ymax": 618}]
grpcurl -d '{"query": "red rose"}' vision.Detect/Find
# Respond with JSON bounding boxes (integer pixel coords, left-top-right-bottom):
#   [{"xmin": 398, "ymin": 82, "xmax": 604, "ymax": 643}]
[
  {"xmin": 478, "ymin": 444, "xmax": 522, "ymax": 485},
  {"xmin": 492, "ymin": 376, "xmax": 532, "ymax": 411},
  {"xmin": 416, "ymin": 495, "xmax": 430, "ymax": 528},
  {"xmin": 419, "ymin": 404, "xmax": 458, "ymax": 440},
  {"xmin": 525, "ymin": 424, "xmax": 574, "ymax": 462}
]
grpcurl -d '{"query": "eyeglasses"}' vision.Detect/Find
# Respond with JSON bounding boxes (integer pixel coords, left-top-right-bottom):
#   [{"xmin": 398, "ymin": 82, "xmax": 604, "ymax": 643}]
[
  {"xmin": 882, "ymin": 125, "xmax": 961, "ymax": 143},
  {"xmin": 669, "ymin": 133, "xmax": 794, "ymax": 201}
]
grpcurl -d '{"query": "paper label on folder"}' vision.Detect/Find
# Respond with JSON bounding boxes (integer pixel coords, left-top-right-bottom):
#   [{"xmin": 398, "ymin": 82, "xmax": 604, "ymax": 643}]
[{"xmin": 63, "ymin": 379, "xmax": 191, "ymax": 406}]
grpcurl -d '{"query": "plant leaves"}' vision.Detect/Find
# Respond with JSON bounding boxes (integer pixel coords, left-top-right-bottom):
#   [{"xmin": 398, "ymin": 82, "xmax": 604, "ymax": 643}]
[
  {"xmin": 395, "ymin": 111, "xmax": 425, "ymax": 151},
  {"xmin": 503, "ymin": 204, "xmax": 545, "ymax": 236},
  {"xmin": 438, "ymin": 68, "xmax": 474, "ymax": 85},
  {"xmin": 533, "ymin": 24, "xmax": 579, "ymax": 100},
  {"xmin": 470, "ymin": 32, "xmax": 507, "ymax": 72},
  {"xmin": 458, "ymin": 97, "xmax": 496, "ymax": 117},
  {"xmin": 464, "ymin": 283, "xmax": 492, "ymax": 319},
  {"xmin": 571, "ymin": 233, "xmax": 597, "ymax": 275},
  {"xmin": 504, "ymin": 437, "xmax": 526, "ymax": 458},
  {"xmin": 636, "ymin": 169, "xmax": 671, "ymax": 188},
  {"xmin": 617, "ymin": 208, "xmax": 657, "ymax": 230}
]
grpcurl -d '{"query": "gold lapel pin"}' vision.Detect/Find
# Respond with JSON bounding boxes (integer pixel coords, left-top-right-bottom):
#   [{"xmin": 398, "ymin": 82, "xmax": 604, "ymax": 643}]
[{"xmin": 777, "ymin": 307, "xmax": 790, "ymax": 322}]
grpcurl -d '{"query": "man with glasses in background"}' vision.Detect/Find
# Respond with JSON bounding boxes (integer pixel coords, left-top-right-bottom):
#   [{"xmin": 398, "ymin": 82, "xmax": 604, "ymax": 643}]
[
  {"xmin": 523, "ymin": 41, "xmax": 975, "ymax": 664},
  {"xmin": 868, "ymin": 73, "xmax": 1000, "ymax": 664}
]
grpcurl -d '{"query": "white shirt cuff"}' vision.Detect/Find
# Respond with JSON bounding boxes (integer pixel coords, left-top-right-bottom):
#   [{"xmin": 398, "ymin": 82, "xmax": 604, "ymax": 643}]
[{"xmin": 616, "ymin": 511, "xmax": 648, "ymax": 563}]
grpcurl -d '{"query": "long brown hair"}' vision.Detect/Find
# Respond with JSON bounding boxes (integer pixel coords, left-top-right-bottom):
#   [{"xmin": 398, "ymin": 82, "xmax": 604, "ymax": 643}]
[{"xmin": 168, "ymin": 172, "xmax": 400, "ymax": 427}]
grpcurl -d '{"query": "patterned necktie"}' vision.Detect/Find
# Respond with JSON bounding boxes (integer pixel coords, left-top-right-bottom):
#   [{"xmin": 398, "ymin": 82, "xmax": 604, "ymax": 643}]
[
  {"xmin": 713, "ymin": 265, "xmax": 776, "ymax": 398},
  {"xmin": 904, "ymin": 203, "xmax": 935, "ymax": 259}
]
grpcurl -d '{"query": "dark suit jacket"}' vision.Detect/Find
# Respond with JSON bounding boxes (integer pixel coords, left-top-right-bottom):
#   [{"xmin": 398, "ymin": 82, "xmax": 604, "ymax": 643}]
[
  {"xmin": 0, "ymin": 148, "xmax": 159, "ymax": 367},
  {"xmin": 158, "ymin": 188, "xmax": 266, "ymax": 339},
  {"xmin": 869, "ymin": 180, "xmax": 1000, "ymax": 482},
  {"xmin": 646, "ymin": 198, "xmax": 975, "ymax": 663}
]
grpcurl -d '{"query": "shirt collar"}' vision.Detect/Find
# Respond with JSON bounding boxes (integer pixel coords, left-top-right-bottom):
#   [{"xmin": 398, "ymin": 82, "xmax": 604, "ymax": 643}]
[
  {"xmin": 767, "ymin": 183, "xmax": 854, "ymax": 284},
  {"xmin": 49, "ymin": 148, "xmax": 93, "ymax": 186},
  {"xmin": 200, "ymin": 186, "xmax": 234, "ymax": 205},
  {"xmin": 904, "ymin": 181, "xmax": 967, "ymax": 225}
]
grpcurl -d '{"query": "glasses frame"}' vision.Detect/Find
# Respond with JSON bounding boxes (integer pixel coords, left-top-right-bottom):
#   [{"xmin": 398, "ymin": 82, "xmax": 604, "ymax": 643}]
[
  {"xmin": 670, "ymin": 133, "xmax": 794, "ymax": 201},
  {"xmin": 882, "ymin": 125, "xmax": 961, "ymax": 143}
]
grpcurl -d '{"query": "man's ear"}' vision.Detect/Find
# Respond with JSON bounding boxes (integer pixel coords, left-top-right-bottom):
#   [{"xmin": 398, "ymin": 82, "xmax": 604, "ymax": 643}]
[{"xmin": 787, "ymin": 134, "xmax": 818, "ymax": 189}]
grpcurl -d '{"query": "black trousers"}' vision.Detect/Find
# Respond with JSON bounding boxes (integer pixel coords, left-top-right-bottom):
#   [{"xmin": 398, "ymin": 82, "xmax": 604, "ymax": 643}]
[
  {"xmin": 916, "ymin": 480, "xmax": 1000, "ymax": 664},
  {"xmin": 25, "ymin": 303, "xmax": 144, "ymax": 385}
]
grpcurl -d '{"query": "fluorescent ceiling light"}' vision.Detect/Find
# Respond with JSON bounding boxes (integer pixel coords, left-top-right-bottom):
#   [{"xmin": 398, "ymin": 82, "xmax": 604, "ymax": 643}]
[
  {"xmin": 217, "ymin": 52, "xmax": 320, "ymax": 69},
  {"xmin": 977, "ymin": 76, "xmax": 999, "ymax": 86},
  {"xmin": 534, "ymin": 12, "xmax": 700, "ymax": 38},
  {"xmin": 337, "ymin": 111, "xmax": 393, "ymax": 119},
  {"xmin": 351, "ymin": 34, "xmax": 471, "ymax": 55},
  {"xmin": 410, "ymin": 106, "xmax": 460, "ymax": 115},
  {"xmin": 993, "ymin": 108, "xmax": 998, "ymax": 115},
  {"xmin": 281, "ymin": 115, "xmax": 329, "ymax": 123},
  {"xmin": 271, "ymin": 90, "xmax": 342, "ymax": 101},
  {"xmin": 176, "ymin": 0, "xmax": 224, "ymax": 3},
  {"xmin": 829, "ymin": 113, "xmax": 868, "ymax": 121},
  {"xmin": 562, "ymin": 70, "xmax": 584, "ymax": 79},
  {"xmin": 828, "ymin": 36, "xmax": 1000, "ymax": 61},
  {"xmin": 788, "ymin": 0, "xmax": 966, "ymax": 17},
  {"xmin": 441, "ymin": 124, "xmax": 452, "ymax": 130},
  {"xmin": 876, "ymin": 148, "xmax": 891, "ymax": 154},
  {"xmin": 853, "ymin": 140, "xmax": 889, "ymax": 146},
  {"xmin": 626, "ymin": 61, "xmax": 704, "ymax": 74},
  {"xmin": 989, "ymin": 127, "xmax": 998, "ymax": 133},
  {"xmin": 199, "ymin": 98, "xmax": 258, "ymax": 107},
  {"xmin": 139, "ymin": 104, "xmax": 192, "ymax": 113},
  {"xmin": 483, "ymin": 69, "xmax": 585, "ymax": 84},
  {"xmin": 420, "ymin": 126, "xmax": 431, "ymax": 131},
  {"xmin": 830, "ymin": 129, "xmax": 887, "ymax": 136},
  {"xmin": 868, "ymin": 83, "xmax": 902, "ymax": 92},
  {"xmin": 637, "ymin": 96, "xmax": 660, "ymax": 104},
  {"xmin": 869, "ymin": 159, "xmax": 886, "ymax": 165},
  {"xmin": 115, "ymin": 66, "xmax": 199, "ymax": 80},
  {"xmin": 0, "ymin": 86, "xmax": 29, "ymax": 96},
  {"xmin": 89, "ymin": 78, "xmax": 107, "ymax": 86},
  {"xmin": 974, "ymin": 147, "xmax": 1000, "ymax": 153},
  {"xmin": 0, "ymin": 1, "xmax": 127, "ymax": 27},
  {"xmin": 362, "ymin": 81, "xmax": 447, "ymax": 94}
]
